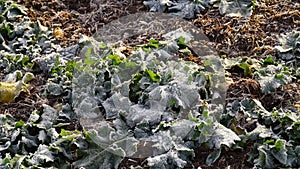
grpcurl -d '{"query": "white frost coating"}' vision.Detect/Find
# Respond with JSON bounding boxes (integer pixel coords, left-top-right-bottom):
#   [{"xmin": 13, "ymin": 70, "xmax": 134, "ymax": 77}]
[{"xmin": 72, "ymin": 12, "xmax": 227, "ymax": 165}]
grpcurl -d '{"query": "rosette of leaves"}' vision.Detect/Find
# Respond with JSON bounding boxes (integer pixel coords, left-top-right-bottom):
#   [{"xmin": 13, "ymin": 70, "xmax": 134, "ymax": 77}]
[
  {"xmin": 142, "ymin": 0, "xmax": 255, "ymax": 18},
  {"xmin": 275, "ymin": 30, "xmax": 300, "ymax": 67},
  {"xmin": 249, "ymin": 109, "xmax": 300, "ymax": 168},
  {"xmin": 143, "ymin": 0, "xmax": 214, "ymax": 19},
  {"xmin": 0, "ymin": 0, "xmax": 27, "ymax": 21},
  {"xmin": 0, "ymin": 0, "xmax": 61, "ymax": 72},
  {"xmin": 223, "ymin": 57, "xmax": 261, "ymax": 77},
  {"xmin": 45, "ymin": 54, "xmax": 76, "ymax": 102},
  {"xmin": 0, "ymin": 105, "xmax": 85, "ymax": 168},
  {"xmin": 0, "ymin": 0, "xmax": 27, "ymax": 47},
  {"xmin": 218, "ymin": 0, "xmax": 256, "ymax": 18},
  {"xmin": 71, "ymin": 30, "xmax": 237, "ymax": 168},
  {"xmin": 254, "ymin": 62, "xmax": 293, "ymax": 94},
  {"xmin": 0, "ymin": 52, "xmax": 33, "ymax": 76},
  {"xmin": 224, "ymin": 98, "xmax": 300, "ymax": 168}
]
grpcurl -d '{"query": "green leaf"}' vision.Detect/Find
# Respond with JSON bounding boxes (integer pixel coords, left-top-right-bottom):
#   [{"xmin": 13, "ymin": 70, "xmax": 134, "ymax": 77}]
[
  {"xmin": 275, "ymin": 73, "xmax": 283, "ymax": 79},
  {"xmin": 148, "ymin": 39, "xmax": 160, "ymax": 49},
  {"xmin": 169, "ymin": 99, "xmax": 176, "ymax": 107},
  {"xmin": 84, "ymin": 46, "xmax": 93, "ymax": 57},
  {"xmin": 124, "ymin": 61, "xmax": 137, "ymax": 67},
  {"xmin": 15, "ymin": 120, "xmax": 24, "ymax": 127},
  {"xmin": 238, "ymin": 62, "xmax": 252, "ymax": 76},
  {"xmin": 142, "ymin": 39, "xmax": 161, "ymax": 52},
  {"xmin": 54, "ymin": 55, "xmax": 59, "ymax": 67},
  {"xmin": 204, "ymin": 60, "xmax": 212, "ymax": 67},
  {"xmin": 84, "ymin": 57, "xmax": 96, "ymax": 66},
  {"xmin": 99, "ymin": 42, "xmax": 106, "ymax": 49},
  {"xmin": 108, "ymin": 54, "xmax": 122, "ymax": 65},
  {"xmin": 60, "ymin": 129, "xmax": 73, "ymax": 137},
  {"xmin": 263, "ymin": 55, "xmax": 275, "ymax": 65},
  {"xmin": 9, "ymin": 154, "xmax": 27, "ymax": 168},
  {"xmin": 142, "ymin": 46, "xmax": 151, "ymax": 52},
  {"xmin": 66, "ymin": 60, "xmax": 75, "ymax": 72},
  {"xmin": 22, "ymin": 72, "xmax": 35, "ymax": 83},
  {"xmin": 265, "ymin": 139, "xmax": 274, "ymax": 145},
  {"xmin": 177, "ymin": 36, "xmax": 187, "ymax": 47},
  {"xmin": 146, "ymin": 69, "xmax": 160, "ymax": 82},
  {"xmin": 274, "ymin": 139, "xmax": 285, "ymax": 151}
]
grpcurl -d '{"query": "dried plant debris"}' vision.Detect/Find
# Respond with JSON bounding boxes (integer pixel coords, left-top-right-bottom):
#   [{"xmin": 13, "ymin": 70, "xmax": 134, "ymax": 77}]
[
  {"xmin": 226, "ymin": 78, "xmax": 261, "ymax": 99},
  {"xmin": 11, "ymin": 0, "xmax": 300, "ymax": 59},
  {"xmin": 14, "ymin": 0, "xmax": 147, "ymax": 47},
  {"xmin": 193, "ymin": 0, "xmax": 300, "ymax": 58}
]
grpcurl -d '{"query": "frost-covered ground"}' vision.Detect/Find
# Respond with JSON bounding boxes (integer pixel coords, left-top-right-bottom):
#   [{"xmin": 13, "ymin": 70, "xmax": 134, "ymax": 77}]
[{"xmin": 0, "ymin": 0, "xmax": 299, "ymax": 168}]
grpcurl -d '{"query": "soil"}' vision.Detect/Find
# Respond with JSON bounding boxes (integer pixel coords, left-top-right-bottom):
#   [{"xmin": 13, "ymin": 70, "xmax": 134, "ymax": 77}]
[
  {"xmin": 3, "ymin": 0, "xmax": 300, "ymax": 168},
  {"xmin": 14, "ymin": 0, "xmax": 147, "ymax": 47}
]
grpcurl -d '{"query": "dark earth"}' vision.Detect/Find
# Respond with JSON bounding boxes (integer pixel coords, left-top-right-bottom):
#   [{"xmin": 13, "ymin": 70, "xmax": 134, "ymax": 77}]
[{"xmin": 1, "ymin": 0, "xmax": 299, "ymax": 168}]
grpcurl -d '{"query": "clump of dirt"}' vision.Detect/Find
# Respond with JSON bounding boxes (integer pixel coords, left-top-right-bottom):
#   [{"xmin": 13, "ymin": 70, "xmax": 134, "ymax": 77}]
[
  {"xmin": 119, "ymin": 143, "xmax": 254, "ymax": 169},
  {"xmin": 190, "ymin": 143, "xmax": 253, "ymax": 169},
  {"xmin": 227, "ymin": 78, "xmax": 262, "ymax": 99}
]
